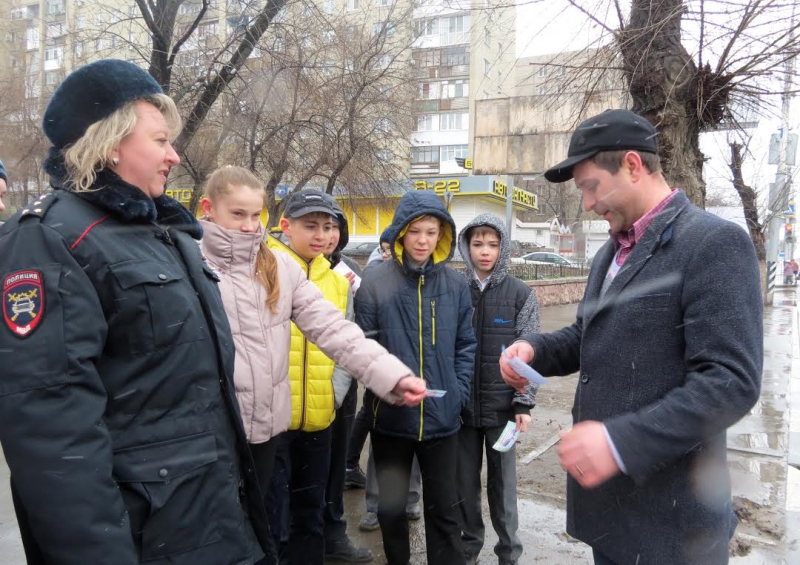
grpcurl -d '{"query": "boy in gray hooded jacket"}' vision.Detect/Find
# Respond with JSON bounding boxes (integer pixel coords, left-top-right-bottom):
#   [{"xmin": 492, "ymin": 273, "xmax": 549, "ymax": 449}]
[{"xmin": 457, "ymin": 214, "xmax": 540, "ymax": 565}]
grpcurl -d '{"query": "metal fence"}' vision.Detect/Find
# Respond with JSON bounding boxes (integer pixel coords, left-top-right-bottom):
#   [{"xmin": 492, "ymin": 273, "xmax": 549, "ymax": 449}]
[
  {"xmin": 447, "ymin": 260, "xmax": 590, "ymax": 281},
  {"xmin": 507, "ymin": 262, "xmax": 590, "ymax": 281}
]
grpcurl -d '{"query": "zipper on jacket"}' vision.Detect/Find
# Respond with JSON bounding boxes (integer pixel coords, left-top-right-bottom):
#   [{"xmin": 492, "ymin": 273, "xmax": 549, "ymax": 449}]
[
  {"xmin": 473, "ymin": 290, "xmax": 485, "ymax": 424},
  {"xmin": 430, "ymin": 300, "xmax": 436, "ymax": 346},
  {"xmin": 372, "ymin": 396, "xmax": 380, "ymax": 427},
  {"xmin": 418, "ymin": 275, "xmax": 425, "ymax": 441},
  {"xmin": 299, "ymin": 260, "xmax": 311, "ymax": 430}
]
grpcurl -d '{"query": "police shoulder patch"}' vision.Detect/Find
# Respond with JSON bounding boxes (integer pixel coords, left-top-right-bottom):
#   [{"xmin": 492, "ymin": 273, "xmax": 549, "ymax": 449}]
[{"xmin": 3, "ymin": 270, "xmax": 45, "ymax": 338}]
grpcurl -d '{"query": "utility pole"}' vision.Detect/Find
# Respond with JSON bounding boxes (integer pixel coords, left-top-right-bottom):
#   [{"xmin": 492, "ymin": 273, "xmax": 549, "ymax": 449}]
[
  {"xmin": 506, "ymin": 174, "xmax": 515, "ymax": 238},
  {"xmin": 765, "ymin": 11, "xmax": 796, "ymax": 305}
]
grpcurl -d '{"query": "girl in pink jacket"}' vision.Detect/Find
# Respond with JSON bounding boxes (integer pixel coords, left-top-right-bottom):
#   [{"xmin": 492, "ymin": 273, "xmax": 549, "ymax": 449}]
[{"xmin": 198, "ymin": 166, "xmax": 425, "ymax": 500}]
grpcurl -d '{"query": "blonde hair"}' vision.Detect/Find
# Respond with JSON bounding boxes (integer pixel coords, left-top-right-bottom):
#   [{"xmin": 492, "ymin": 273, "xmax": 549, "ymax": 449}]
[
  {"xmin": 63, "ymin": 94, "xmax": 182, "ymax": 192},
  {"xmin": 204, "ymin": 166, "xmax": 280, "ymax": 313}
]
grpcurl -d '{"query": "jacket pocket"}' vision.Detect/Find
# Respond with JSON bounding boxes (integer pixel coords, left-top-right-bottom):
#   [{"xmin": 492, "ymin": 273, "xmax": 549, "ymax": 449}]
[
  {"xmin": 108, "ymin": 260, "xmax": 204, "ymax": 353},
  {"xmin": 113, "ymin": 431, "xmax": 222, "ymax": 560}
]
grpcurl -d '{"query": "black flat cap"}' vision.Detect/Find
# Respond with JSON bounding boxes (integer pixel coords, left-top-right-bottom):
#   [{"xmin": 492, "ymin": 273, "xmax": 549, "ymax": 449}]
[{"xmin": 544, "ymin": 109, "xmax": 659, "ymax": 183}]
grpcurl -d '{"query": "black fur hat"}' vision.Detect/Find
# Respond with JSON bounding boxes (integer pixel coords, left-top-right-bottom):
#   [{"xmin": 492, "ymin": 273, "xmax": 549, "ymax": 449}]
[{"xmin": 42, "ymin": 59, "xmax": 163, "ymax": 179}]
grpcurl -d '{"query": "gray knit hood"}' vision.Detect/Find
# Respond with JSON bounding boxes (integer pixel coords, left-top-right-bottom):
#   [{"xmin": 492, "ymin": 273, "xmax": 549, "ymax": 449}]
[{"xmin": 458, "ymin": 213, "xmax": 510, "ymax": 288}]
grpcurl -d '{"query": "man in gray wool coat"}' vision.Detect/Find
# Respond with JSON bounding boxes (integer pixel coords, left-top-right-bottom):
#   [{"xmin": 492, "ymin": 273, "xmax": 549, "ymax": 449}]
[{"xmin": 500, "ymin": 109, "xmax": 763, "ymax": 565}]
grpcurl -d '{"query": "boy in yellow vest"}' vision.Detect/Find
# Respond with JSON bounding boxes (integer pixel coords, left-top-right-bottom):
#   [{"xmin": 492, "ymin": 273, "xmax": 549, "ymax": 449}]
[{"xmin": 267, "ymin": 189, "xmax": 354, "ymax": 565}]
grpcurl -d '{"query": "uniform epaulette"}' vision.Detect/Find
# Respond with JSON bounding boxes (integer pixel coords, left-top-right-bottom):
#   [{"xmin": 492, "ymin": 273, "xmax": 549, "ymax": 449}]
[{"xmin": 18, "ymin": 192, "xmax": 58, "ymax": 222}]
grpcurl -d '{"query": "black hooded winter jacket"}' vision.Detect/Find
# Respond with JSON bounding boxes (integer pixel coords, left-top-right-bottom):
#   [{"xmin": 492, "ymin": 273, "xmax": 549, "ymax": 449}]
[{"xmin": 355, "ymin": 191, "xmax": 476, "ymax": 441}]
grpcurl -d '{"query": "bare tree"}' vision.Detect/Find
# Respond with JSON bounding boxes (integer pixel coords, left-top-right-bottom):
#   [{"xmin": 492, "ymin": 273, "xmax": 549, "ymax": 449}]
[
  {"xmin": 539, "ymin": 0, "xmax": 800, "ymax": 208},
  {"xmin": 216, "ymin": 2, "xmax": 415, "ymax": 223},
  {"xmin": 728, "ymin": 140, "xmax": 766, "ymax": 259}
]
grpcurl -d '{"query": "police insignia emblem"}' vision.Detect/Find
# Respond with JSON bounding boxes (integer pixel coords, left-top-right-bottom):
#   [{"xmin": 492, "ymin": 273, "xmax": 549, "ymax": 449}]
[{"xmin": 3, "ymin": 270, "xmax": 44, "ymax": 338}]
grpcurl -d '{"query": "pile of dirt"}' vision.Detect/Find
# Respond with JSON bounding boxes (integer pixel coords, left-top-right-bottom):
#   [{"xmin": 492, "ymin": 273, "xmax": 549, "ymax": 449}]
[{"xmin": 733, "ymin": 496, "xmax": 784, "ymax": 540}]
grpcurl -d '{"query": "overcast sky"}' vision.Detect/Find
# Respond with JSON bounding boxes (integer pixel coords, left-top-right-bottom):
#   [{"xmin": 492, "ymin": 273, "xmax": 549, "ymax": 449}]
[{"xmin": 514, "ymin": 0, "xmax": 799, "ymax": 209}]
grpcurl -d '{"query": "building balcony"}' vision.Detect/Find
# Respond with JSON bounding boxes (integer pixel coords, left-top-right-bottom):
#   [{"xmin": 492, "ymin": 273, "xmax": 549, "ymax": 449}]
[
  {"xmin": 410, "ymin": 163, "xmax": 440, "ymax": 176},
  {"xmin": 416, "ymin": 99, "xmax": 439, "ymax": 112}
]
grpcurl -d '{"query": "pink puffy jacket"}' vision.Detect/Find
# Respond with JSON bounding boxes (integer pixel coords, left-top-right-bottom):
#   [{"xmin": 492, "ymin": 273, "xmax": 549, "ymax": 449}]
[{"xmin": 200, "ymin": 220, "xmax": 411, "ymax": 443}]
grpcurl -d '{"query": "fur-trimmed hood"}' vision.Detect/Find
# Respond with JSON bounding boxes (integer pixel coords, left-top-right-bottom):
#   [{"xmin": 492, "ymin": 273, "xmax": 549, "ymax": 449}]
[{"xmin": 457, "ymin": 213, "xmax": 510, "ymax": 288}]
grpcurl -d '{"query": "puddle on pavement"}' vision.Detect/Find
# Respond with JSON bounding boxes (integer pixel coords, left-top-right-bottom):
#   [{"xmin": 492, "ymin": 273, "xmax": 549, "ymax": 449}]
[
  {"xmin": 729, "ymin": 432, "xmax": 788, "ymax": 454},
  {"xmin": 729, "ymin": 454, "xmax": 785, "ymax": 507}
]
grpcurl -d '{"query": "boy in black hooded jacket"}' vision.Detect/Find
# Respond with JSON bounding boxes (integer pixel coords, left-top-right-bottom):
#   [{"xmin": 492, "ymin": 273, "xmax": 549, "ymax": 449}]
[
  {"xmin": 355, "ymin": 190, "xmax": 476, "ymax": 565},
  {"xmin": 456, "ymin": 214, "xmax": 541, "ymax": 565}
]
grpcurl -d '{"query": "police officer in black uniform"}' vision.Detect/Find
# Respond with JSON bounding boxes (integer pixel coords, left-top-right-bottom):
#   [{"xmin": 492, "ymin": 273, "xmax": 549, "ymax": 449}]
[{"xmin": 0, "ymin": 60, "xmax": 274, "ymax": 564}]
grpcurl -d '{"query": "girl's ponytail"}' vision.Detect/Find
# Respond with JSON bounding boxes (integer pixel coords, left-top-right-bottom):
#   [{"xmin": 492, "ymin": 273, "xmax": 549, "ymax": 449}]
[
  {"xmin": 256, "ymin": 241, "xmax": 280, "ymax": 314},
  {"xmin": 204, "ymin": 166, "xmax": 280, "ymax": 312}
]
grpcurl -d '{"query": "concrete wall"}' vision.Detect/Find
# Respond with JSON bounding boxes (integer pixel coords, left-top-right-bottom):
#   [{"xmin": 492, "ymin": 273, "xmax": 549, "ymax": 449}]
[
  {"xmin": 528, "ymin": 277, "xmax": 587, "ymax": 307},
  {"xmin": 472, "ymin": 91, "xmax": 624, "ymax": 176}
]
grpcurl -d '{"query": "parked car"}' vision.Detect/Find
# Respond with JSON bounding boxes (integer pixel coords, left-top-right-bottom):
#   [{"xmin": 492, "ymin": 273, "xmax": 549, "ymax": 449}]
[
  {"xmin": 512, "ymin": 251, "xmax": 581, "ymax": 267},
  {"xmin": 343, "ymin": 241, "xmax": 380, "ymax": 257}
]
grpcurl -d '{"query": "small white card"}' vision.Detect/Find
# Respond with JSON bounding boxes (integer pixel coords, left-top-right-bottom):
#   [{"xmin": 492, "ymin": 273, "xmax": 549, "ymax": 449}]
[
  {"xmin": 425, "ymin": 389, "xmax": 447, "ymax": 398},
  {"xmin": 501, "ymin": 345, "xmax": 548, "ymax": 385},
  {"xmin": 492, "ymin": 421, "xmax": 520, "ymax": 452},
  {"xmin": 333, "ymin": 261, "xmax": 361, "ymax": 292}
]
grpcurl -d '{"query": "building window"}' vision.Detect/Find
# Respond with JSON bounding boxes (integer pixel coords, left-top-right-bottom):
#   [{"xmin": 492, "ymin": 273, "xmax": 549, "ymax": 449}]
[
  {"xmin": 26, "ymin": 27, "xmax": 40, "ymax": 50},
  {"xmin": 375, "ymin": 118, "xmax": 392, "ymax": 132},
  {"xmin": 324, "ymin": 0, "xmax": 335, "ymax": 13},
  {"xmin": 44, "ymin": 46, "xmax": 63, "ymax": 61},
  {"xmin": 441, "ymin": 15, "xmax": 468, "ymax": 45},
  {"xmin": 375, "ymin": 0, "xmax": 392, "ymax": 6},
  {"xmin": 415, "ymin": 115, "xmax": 435, "ymax": 132},
  {"xmin": 179, "ymin": 2, "xmax": 202, "ymax": 14},
  {"xmin": 347, "ymin": 0, "xmax": 358, "ymax": 10},
  {"xmin": 418, "ymin": 82, "xmax": 438, "ymax": 99},
  {"xmin": 484, "ymin": 29, "xmax": 490, "ymax": 46},
  {"xmin": 199, "ymin": 21, "xmax": 219, "ymax": 37},
  {"xmin": 47, "ymin": 24, "xmax": 64, "ymax": 38},
  {"xmin": 538, "ymin": 65, "xmax": 547, "ymax": 77},
  {"xmin": 45, "ymin": 71, "xmax": 59, "ymax": 86},
  {"xmin": 440, "ymin": 113, "xmax": 466, "ymax": 130},
  {"xmin": 76, "ymin": 16, "xmax": 85, "ymax": 29},
  {"xmin": 129, "ymin": 5, "xmax": 138, "ymax": 17},
  {"xmin": 441, "ymin": 79, "xmax": 467, "ymax": 99},
  {"xmin": 95, "ymin": 13, "xmax": 104, "ymax": 25},
  {"xmin": 46, "ymin": 0, "xmax": 64, "ymax": 15},
  {"xmin": 375, "ymin": 54, "xmax": 392, "ymax": 69},
  {"xmin": 484, "ymin": 58, "xmax": 490, "ymax": 76},
  {"xmin": 440, "ymin": 144, "xmax": 468, "ymax": 162},
  {"xmin": 375, "ymin": 21, "xmax": 395, "ymax": 37},
  {"xmin": 412, "ymin": 146, "xmax": 440, "ymax": 164},
  {"xmin": 441, "ymin": 46, "xmax": 468, "ymax": 66},
  {"xmin": 414, "ymin": 49, "xmax": 441, "ymax": 67},
  {"xmin": 414, "ymin": 18, "xmax": 438, "ymax": 37}
]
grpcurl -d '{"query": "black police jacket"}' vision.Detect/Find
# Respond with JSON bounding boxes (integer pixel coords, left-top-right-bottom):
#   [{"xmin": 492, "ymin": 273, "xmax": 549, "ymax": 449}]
[{"xmin": 0, "ymin": 171, "xmax": 274, "ymax": 564}]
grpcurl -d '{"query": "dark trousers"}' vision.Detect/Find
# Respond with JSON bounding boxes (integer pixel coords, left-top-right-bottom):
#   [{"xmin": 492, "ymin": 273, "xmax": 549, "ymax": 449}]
[
  {"xmin": 250, "ymin": 438, "xmax": 280, "ymax": 499},
  {"xmin": 267, "ymin": 427, "xmax": 333, "ymax": 565},
  {"xmin": 324, "ymin": 380, "xmax": 358, "ymax": 547},
  {"xmin": 346, "ymin": 402, "xmax": 371, "ymax": 470},
  {"xmin": 457, "ymin": 424, "xmax": 522, "ymax": 564},
  {"xmin": 371, "ymin": 431, "xmax": 465, "ymax": 565},
  {"xmin": 593, "ymin": 548, "xmax": 620, "ymax": 565}
]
